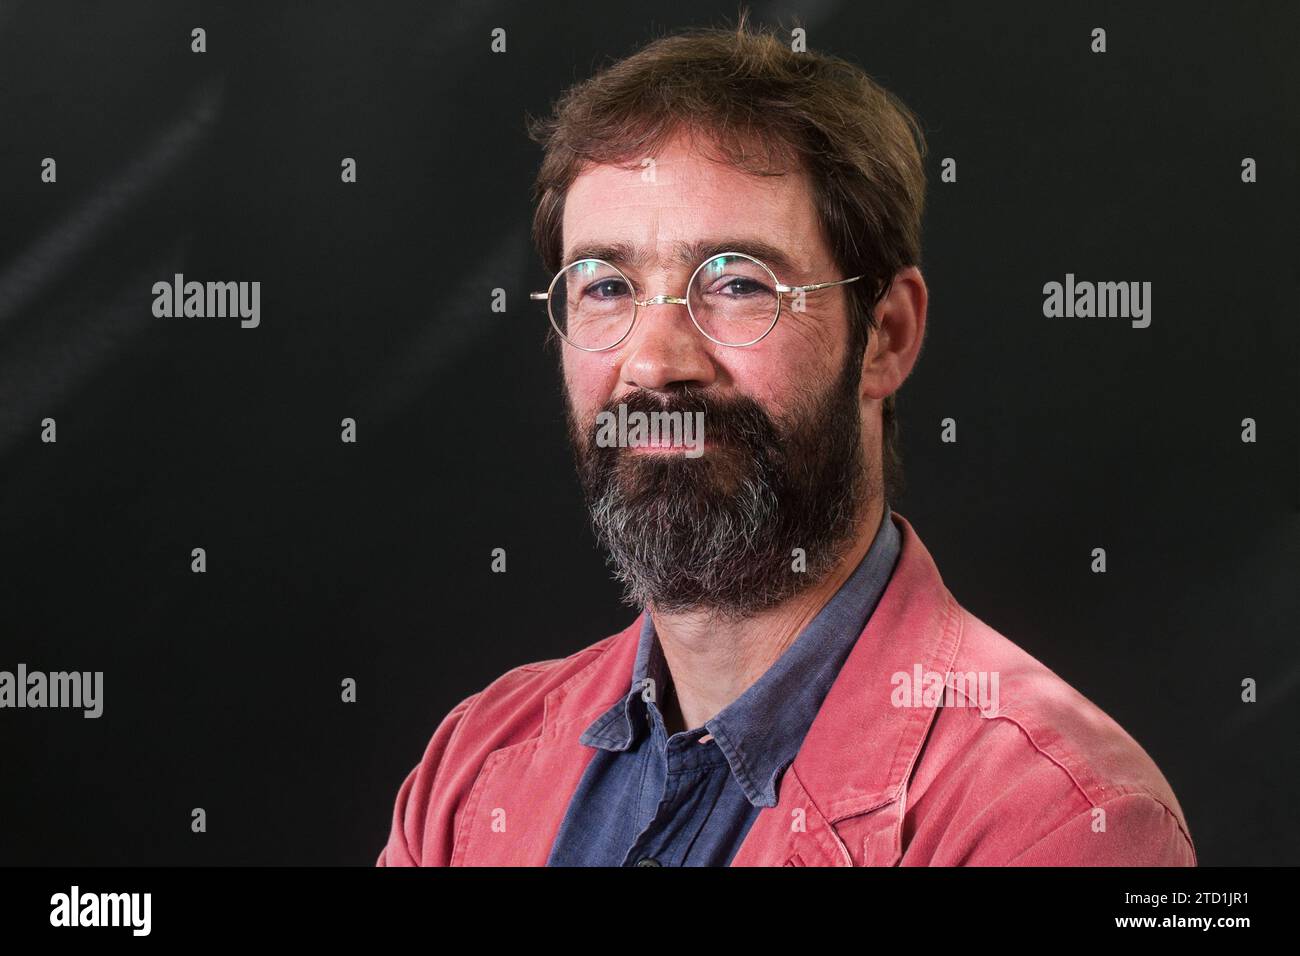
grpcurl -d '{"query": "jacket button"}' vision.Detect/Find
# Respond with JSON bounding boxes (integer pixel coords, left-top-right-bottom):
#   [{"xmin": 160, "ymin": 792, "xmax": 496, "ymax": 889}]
[{"xmin": 634, "ymin": 857, "xmax": 662, "ymax": 866}]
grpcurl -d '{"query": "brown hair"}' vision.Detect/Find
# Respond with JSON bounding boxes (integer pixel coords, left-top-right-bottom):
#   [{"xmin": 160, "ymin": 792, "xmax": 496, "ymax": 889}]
[{"xmin": 527, "ymin": 12, "xmax": 927, "ymax": 505}]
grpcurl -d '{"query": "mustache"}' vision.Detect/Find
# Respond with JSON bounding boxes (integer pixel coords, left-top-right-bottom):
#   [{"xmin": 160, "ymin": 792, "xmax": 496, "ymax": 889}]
[{"xmin": 581, "ymin": 387, "xmax": 782, "ymax": 451}]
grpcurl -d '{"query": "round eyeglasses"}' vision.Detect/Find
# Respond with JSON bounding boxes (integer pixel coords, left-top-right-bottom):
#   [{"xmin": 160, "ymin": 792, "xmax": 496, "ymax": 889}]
[{"xmin": 530, "ymin": 252, "xmax": 864, "ymax": 351}]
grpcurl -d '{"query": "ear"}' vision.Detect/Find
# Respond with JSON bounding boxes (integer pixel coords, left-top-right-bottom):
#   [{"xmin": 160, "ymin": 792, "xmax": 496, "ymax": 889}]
[{"xmin": 860, "ymin": 266, "xmax": 927, "ymax": 403}]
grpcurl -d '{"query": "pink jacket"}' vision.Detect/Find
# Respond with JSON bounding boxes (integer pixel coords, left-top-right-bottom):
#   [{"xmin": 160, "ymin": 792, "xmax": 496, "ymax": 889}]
[{"xmin": 377, "ymin": 510, "xmax": 1196, "ymax": 866}]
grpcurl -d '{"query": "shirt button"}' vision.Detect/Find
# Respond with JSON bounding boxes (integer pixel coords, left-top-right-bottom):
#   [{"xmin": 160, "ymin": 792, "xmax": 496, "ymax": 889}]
[{"xmin": 634, "ymin": 857, "xmax": 662, "ymax": 867}]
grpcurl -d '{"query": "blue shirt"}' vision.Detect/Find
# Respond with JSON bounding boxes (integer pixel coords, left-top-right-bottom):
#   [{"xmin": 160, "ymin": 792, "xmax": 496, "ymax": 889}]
[{"xmin": 546, "ymin": 503, "xmax": 902, "ymax": 867}]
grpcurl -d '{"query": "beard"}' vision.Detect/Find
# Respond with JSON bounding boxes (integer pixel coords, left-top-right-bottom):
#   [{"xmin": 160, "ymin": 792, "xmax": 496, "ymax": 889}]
[{"xmin": 565, "ymin": 349, "xmax": 874, "ymax": 621}]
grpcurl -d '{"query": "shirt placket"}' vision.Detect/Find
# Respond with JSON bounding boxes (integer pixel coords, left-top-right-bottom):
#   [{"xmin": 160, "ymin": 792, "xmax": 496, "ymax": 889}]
[{"xmin": 621, "ymin": 696, "xmax": 727, "ymax": 867}]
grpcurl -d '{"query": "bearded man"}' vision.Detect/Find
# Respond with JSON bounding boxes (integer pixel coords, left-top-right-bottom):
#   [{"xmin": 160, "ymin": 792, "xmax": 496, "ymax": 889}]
[{"xmin": 377, "ymin": 21, "xmax": 1195, "ymax": 868}]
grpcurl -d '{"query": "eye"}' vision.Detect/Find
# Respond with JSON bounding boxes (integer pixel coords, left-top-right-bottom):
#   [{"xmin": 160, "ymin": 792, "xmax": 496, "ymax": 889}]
[
  {"xmin": 716, "ymin": 276, "xmax": 769, "ymax": 296},
  {"xmin": 585, "ymin": 277, "xmax": 631, "ymax": 299}
]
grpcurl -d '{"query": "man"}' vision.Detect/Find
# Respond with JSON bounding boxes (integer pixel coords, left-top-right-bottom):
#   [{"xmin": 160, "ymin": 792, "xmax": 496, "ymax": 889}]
[{"xmin": 377, "ymin": 20, "xmax": 1195, "ymax": 867}]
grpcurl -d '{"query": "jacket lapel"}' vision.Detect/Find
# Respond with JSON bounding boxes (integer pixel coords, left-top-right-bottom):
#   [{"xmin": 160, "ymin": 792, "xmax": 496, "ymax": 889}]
[
  {"xmin": 731, "ymin": 511, "xmax": 962, "ymax": 866},
  {"xmin": 452, "ymin": 617, "xmax": 643, "ymax": 866}
]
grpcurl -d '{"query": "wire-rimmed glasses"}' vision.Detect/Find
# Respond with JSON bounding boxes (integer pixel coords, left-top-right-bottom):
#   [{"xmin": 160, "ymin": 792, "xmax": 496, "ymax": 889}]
[{"xmin": 530, "ymin": 252, "xmax": 864, "ymax": 351}]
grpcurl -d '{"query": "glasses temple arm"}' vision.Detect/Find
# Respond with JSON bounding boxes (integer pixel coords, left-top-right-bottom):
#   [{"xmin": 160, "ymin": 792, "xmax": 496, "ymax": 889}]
[{"xmin": 778, "ymin": 274, "xmax": 865, "ymax": 294}]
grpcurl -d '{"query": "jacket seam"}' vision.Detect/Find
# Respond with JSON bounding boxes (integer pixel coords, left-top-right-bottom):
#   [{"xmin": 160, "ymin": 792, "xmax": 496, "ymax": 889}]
[
  {"xmin": 987, "ymin": 709, "xmax": 1175, "ymax": 808},
  {"xmin": 983, "ymin": 710, "xmax": 1196, "ymax": 860},
  {"xmin": 1004, "ymin": 791, "xmax": 1196, "ymax": 866}
]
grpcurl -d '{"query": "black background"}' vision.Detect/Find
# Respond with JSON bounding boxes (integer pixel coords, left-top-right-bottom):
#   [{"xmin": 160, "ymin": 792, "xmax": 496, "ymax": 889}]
[{"xmin": 0, "ymin": 0, "xmax": 1296, "ymax": 866}]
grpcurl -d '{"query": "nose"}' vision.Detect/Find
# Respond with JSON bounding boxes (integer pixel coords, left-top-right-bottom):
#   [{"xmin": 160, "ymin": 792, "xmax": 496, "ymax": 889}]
[{"xmin": 619, "ymin": 299, "xmax": 717, "ymax": 393}]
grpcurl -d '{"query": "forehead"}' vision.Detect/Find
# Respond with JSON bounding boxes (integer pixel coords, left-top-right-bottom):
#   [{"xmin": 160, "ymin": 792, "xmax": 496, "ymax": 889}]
[{"xmin": 561, "ymin": 132, "xmax": 823, "ymax": 274}]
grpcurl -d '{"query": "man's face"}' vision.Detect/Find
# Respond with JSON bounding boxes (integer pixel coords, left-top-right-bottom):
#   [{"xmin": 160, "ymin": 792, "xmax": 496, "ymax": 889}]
[{"xmin": 559, "ymin": 129, "xmax": 876, "ymax": 618}]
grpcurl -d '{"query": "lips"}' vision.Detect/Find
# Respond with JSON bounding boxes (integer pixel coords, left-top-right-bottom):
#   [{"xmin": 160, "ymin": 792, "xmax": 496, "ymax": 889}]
[{"xmin": 632, "ymin": 438, "xmax": 699, "ymax": 451}]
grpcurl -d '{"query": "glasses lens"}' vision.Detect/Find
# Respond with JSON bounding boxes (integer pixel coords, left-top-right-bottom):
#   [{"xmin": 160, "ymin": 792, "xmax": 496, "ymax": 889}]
[
  {"xmin": 688, "ymin": 254, "xmax": 780, "ymax": 346},
  {"xmin": 550, "ymin": 259, "xmax": 636, "ymax": 350}
]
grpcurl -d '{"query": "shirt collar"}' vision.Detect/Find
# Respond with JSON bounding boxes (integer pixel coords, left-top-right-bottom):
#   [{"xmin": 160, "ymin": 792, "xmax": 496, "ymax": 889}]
[{"xmin": 579, "ymin": 502, "xmax": 901, "ymax": 807}]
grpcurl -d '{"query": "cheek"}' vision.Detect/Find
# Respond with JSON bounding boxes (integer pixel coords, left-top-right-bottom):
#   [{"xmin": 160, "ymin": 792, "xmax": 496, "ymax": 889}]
[
  {"xmin": 563, "ymin": 352, "xmax": 620, "ymax": 418},
  {"xmin": 726, "ymin": 318, "xmax": 844, "ymax": 408},
  {"xmin": 779, "ymin": 303, "xmax": 849, "ymax": 368}
]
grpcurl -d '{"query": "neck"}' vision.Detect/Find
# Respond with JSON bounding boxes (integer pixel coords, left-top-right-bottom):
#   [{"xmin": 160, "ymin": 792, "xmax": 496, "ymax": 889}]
[{"xmin": 650, "ymin": 496, "xmax": 885, "ymax": 736}]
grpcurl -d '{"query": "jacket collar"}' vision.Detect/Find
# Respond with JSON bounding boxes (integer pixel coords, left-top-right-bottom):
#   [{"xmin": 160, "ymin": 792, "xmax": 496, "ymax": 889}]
[{"xmin": 785, "ymin": 510, "xmax": 961, "ymax": 821}]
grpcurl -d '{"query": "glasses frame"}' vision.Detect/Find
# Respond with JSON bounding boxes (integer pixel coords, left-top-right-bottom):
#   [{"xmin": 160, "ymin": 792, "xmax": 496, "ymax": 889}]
[{"xmin": 529, "ymin": 251, "xmax": 864, "ymax": 351}]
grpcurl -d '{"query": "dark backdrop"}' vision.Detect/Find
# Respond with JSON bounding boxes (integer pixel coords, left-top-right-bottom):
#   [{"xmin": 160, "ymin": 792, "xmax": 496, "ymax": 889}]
[{"xmin": 1, "ymin": 0, "xmax": 1296, "ymax": 866}]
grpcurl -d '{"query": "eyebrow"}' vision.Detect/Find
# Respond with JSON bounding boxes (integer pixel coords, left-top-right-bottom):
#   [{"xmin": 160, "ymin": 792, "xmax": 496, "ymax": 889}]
[{"xmin": 562, "ymin": 238, "xmax": 803, "ymax": 279}]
